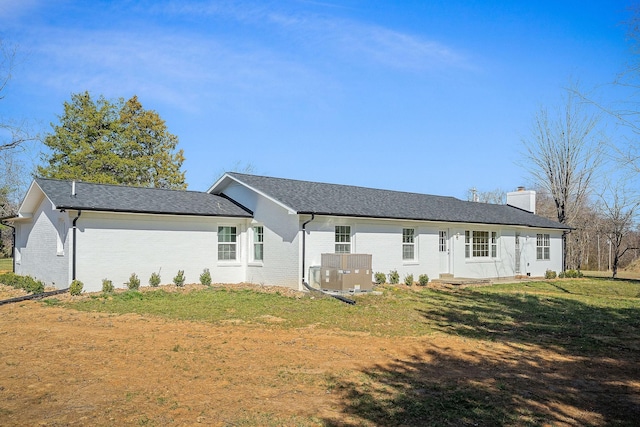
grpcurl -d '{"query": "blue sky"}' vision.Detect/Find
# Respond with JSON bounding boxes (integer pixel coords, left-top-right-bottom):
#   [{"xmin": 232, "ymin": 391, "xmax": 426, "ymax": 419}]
[{"xmin": 0, "ymin": 0, "xmax": 634, "ymax": 197}]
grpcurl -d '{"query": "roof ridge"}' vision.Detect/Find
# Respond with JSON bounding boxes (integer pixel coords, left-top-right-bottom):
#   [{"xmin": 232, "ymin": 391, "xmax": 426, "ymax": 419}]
[
  {"xmin": 227, "ymin": 172, "xmax": 460, "ymax": 201},
  {"xmin": 35, "ymin": 177, "xmax": 206, "ymax": 195}
]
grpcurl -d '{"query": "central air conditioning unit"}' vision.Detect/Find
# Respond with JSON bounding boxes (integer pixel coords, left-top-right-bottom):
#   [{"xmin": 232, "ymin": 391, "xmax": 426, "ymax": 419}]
[{"xmin": 320, "ymin": 253, "xmax": 373, "ymax": 292}]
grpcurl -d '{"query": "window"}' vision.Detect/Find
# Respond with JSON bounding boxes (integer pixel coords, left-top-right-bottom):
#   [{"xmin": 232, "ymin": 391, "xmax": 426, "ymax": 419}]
[
  {"xmin": 335, "ymin": 226, "xmax": 351, "ymax": 253},
  {"xmin": 465, "ymin": 230, "xmax": 470, "ymax": 258},
  {"xmin": 56, "ymin": 218, "xmax": 66, "ymax": 256},
  {"xmin": 465, "ymin": 230, "xmax": 498, "ymax": 258},
  {"xmin": 218, "ymin": 226, "xmax": 237, "ymax": 260},
  {"xmin": 439, "ymin": 231, "xmax": 447, "ymax": 252},
  {"xmin": 537, "ymin": 233, "xmax": 550, "ymax": 260},
  {"xmin": 491, "ymin": 231, "xmax": 497, "ymax": 258},
  {"xmin": 473, "ymin": 231, "xmax": 489, "ymax": 257},
  {"xmin": 252, "ymin": 226, "xmax": 264, "ymax": 261},
  {"xmin": 403, "ymin": 228, "xmax": 415, "ymax": 260}
]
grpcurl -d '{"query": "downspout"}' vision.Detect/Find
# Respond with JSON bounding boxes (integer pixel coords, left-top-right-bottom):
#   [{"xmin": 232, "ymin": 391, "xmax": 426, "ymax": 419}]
[
  {"xmin": 301, "ymin": 213, "xmax": 315, "ymax": 284},
  {"xmin": 300, "ymin": 213, "xmax": 355, "ymax": 305},
  {"xmin": 72, "ymin": 210, "xmax": 82, "ymax": 281}
]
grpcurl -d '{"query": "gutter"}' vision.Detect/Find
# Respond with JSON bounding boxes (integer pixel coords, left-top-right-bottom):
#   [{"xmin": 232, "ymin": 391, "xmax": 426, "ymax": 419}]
[
  {"xmin": 300, "ymin": 213, "xmax": 355, "ymax": 305},
  {"xmin": 72, "ymin": 210, "xmax": 82, "ymax": 281},
  {"xmin": 301, "ymin": 213, "xmax": 315, "ymax": 284}
]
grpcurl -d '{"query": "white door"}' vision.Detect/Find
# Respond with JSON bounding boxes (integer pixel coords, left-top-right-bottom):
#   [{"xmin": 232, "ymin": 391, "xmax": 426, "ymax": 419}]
[
  {"xmin": 439, "ymin": 230, "xmax": 450, "ymax": 274},
  {"xmin": 515, "ymin": 232, "xmax": 521, "ymax": 274}
]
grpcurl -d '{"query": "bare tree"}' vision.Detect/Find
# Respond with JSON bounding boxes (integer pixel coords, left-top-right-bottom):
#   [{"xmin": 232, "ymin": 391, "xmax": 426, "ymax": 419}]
[
  {"xmin": 467, "ymin": 187, "xmax": 506, "ymax": 204},
  {"xmin": 522, "ymin": 88, "xmax": 605, "ymax": 270},
  {"xmin": 597, "ymin": 179, "xmax": 640, "ymax": 278},
  {"xmin": 0, "ymin": 40, "xmax": 33, "ymax": 152}
]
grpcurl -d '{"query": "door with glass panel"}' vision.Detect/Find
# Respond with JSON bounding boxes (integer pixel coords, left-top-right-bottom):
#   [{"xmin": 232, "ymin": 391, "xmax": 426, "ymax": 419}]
[{"xmin": 439, "ymin": 230, "xmax": 450, "ymax": 274}]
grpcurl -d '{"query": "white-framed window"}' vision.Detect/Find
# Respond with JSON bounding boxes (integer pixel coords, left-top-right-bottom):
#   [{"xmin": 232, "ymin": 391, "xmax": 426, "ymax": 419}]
[
  {"xmin": 56, "ymin": 218, "xmax": 66, "ymax": 256},
  {"xmin": 439, "ymin": 230, "xmax": 447, "ymax": 252},
  {"xmin": 465, "ymin": 230, "xmax": 498, "ymax": 258},
  {"xmin": 335, "ymin": 225, "xmax": 351, "ymax": 254},
  {"xmin": 218, "ymin": 226, "xmax": 237, "ymax": 261},
  {"xmin": 465, "ymin": 230, "xmax": 470, "ymax": 258},
  {"xmin": 252, "ymin": 226, "xmax": 264, "ymax": 262},
  {"xmin": 491, "ymin": 231, "xmax": 498, "ymax": 258},
  {"xmin": 402, "ymin": 228, "xmax": 415, "ymax": 260},
  {"xmin": 537, "ymin": 233, "xmax": 550, "ymax": 260}
]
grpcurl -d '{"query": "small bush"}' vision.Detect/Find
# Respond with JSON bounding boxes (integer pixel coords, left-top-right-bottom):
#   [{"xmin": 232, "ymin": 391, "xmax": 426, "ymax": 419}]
[
  {"xmin": 0, "ymin": 273, "xmax": 44, "ymax": 294},
  {"xmin": 560, "ymin": 269, "xmax": 583, "ymax": 279},
  {"xmin": 404, "ymin": 274, "xmax": 414, "ymax": 286},
  {"xmin": 545, "ymin": 270, "xmax": 557, "ymax": 279},
  {"xmin": 102, "ymin": 279, "xmax": 114, "ymax": 293},
  {"xmin": 127, "ymin": 273, "xmax": 140, "ymax": 290},
  {"xmin": 200, "ymin": 268, "xmax": 212, "ymax": 286},
  {"xmin": 418, "ymin": 274, "xmax": 429, "ymax": 286},
  {"xmin": 173, "ymin": 270, "xmax": 185, "ymax": 287},
  {"xmin": 374, "ymin": 272, "xmax": 386, "ymax": 285},
  {"xmin": 388, "ymin": 270, "xmax": 400, "ymax": 284},
  {"xmin": 149, "ymin": 272, "xmax": 161, "ymax": 287},
  {"xmin": 22, "ymin": 276, "xmax": 45, "ymax": 294},
  {"xmin": 69, "ymin": 279, "xmax": 84, "ymax": 296}
]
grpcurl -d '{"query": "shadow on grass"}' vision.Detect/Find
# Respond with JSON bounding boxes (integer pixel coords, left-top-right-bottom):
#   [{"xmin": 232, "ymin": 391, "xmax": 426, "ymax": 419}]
[{"xmin": 324, "ymin": 288, "xmax": 640, "ymax": 426}]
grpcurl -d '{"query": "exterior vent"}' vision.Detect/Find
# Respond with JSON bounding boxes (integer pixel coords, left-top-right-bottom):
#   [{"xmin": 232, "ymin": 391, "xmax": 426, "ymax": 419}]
[{"xmin": 320, "ymin": 253, "xmax": 372, "ymax": 292}]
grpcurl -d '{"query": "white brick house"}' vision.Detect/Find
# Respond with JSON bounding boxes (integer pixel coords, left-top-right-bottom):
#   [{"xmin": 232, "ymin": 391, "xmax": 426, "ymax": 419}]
[{"xmin": 4, "ymin": 173, "xmax": 569, "ymax": 292}]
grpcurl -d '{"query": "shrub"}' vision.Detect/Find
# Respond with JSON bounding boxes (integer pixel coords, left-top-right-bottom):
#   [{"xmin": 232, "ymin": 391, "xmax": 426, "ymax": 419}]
[
  {"xmin": 418, "ymin": 274, "xmax": 429, "ymax": 286},
  {"xmin": 149, "ymin": 272, "xmax": 161, "ymax": 287},
  {"xmin": 69, "ymin": 279, "xmax": 83, "ymax": 296},
  {"xmin": 545, "ymin": 270, "xmax": 557, "ymax": 279},
  {"xmin": 22, "ymin": 276, "xmax": 45, "ymax": 294},
  {"xmin": 199, "ymin": 268, "xmax": 212, "ymax": 286},
  {"xmin": 374, "ymin": 272, "xmax": 386, "ymax": 285},
  {"xmin": 0, "ymin": 273, "xmax": 44, "ymax": 294},
  {"xmin": 404, "ymin": 274, "xmax": 414, "ymax": 286},
  {"xmin": 560, "ymin": 269, "xmax": 583, "ymax": 279},
  {"xmin": 102, "ymin": 279, "xmax": 114, "ymax": 293},
  {"xmin": 173, "ymin": 270, "xmax": 185, "ymax": 287},
  {"xmin": 127, "ymin": 273, "xmax": 140, "ymax": 290},
  {"xmin": 388, "ymin": 270, "xmax": 399, "ymax": 285}
]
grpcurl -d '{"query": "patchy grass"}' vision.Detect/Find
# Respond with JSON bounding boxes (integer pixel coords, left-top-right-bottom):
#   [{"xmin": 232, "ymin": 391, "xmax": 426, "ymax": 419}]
[
  {"xmin": 0, "ymin": 258, "xmax": 12, "ymax": 272},
  {"xmin": 55, "ymin": 278, "xmax": 640, "ymax": 426},
  {"xmin": 64, "ymin": 278, "xmax": 640, "ymax": 353}
]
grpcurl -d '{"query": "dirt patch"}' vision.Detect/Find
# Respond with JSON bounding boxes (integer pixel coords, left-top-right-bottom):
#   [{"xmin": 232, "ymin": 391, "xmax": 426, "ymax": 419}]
[{"xmin": 0, "ymin": 285, "xmax": 638, "ymax": 426}]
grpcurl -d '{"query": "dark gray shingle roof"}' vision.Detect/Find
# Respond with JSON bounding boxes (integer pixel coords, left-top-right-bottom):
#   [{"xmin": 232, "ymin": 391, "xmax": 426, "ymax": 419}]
[
  {"xmin": 35, "ymin": 178, "xmax": 252, "ymax": 218},
  {"xmin": 224, "ymin": 173, "xmax": 569, "ymax": 230}
]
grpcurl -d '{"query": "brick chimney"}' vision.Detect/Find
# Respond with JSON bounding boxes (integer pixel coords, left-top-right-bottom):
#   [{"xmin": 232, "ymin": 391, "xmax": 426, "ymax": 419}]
[{"xmin": 506, "ymin": 187, "xmax": 536, "ymax": 214}]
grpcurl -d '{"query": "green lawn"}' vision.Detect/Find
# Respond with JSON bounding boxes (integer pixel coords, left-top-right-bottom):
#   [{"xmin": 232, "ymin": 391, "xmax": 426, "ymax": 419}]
[
  {"xmin": 0, "ymin": 258, "xmax": 12, "ymax": 272},
  {"xmin": 62, "ymin": 278, "xmax": 640, "ymax": 352}
]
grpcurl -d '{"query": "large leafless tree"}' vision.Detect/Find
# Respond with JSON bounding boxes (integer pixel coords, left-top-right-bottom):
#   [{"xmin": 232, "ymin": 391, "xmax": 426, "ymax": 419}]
[
  {"xmin": 522, "ymin": 88, "xmax": 605, "ymax": 270},
  {"xmin": 597, "ymin": 179, "xmax": 640, "ymax": 278}
]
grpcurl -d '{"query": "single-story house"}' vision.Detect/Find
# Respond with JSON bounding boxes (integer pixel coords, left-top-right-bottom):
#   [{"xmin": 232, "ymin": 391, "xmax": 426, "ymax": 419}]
[{"xmin": 3, "ymin": 173, "xmax": 570, "ymax": 292}]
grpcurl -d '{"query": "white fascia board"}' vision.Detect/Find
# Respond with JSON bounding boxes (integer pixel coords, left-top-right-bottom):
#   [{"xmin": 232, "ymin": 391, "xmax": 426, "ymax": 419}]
[
  {"xmin": 208, "ymin": 173, "xmax": 297, "ymax": 215},
  {"xmin": 17, "ymin": 180, "xmax": 53, "ymax": 217}
]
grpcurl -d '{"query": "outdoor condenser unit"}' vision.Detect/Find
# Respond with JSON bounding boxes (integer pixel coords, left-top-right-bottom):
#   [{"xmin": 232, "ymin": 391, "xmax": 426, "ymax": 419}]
[{"xmin": 320, "ymin": 253, "xmax": 373, "ymax": 292}]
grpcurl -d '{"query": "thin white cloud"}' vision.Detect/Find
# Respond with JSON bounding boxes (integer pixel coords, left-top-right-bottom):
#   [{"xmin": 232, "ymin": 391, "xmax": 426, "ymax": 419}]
[{"xmin": 159, "ymin": 0, "xmax": 472, "ymax": 71}]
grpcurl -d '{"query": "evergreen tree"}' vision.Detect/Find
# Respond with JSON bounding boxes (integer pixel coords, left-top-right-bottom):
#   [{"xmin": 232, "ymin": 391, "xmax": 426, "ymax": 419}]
[{"xmin": 38, "ymin": 92, "xmax": 186, "ymax": 189}]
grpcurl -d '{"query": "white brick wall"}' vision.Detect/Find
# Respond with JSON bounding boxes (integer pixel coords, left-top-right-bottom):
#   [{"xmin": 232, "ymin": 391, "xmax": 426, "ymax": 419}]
[
  {"xmin": 14, "ymin": 200, "xmax": 70, "ymax": 288},
  {"xmin": 75, "ymin": 211, "xmax": 249, "ymax": 292}
]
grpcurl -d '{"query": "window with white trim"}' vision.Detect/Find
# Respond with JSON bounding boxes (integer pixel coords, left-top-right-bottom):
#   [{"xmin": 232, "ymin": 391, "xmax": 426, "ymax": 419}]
[
  {"xmin": 536, "ymin": 233, "xmax": 550, "ymax": 260},
  {"xmin": 218, "ymin": 226, "xmax": 237, "ymax": 260},
  {"xmin": 439, "ymin": 231, "xmax": 447, "ymax": 252},
  {"xmin": 335, "ymin": 226, "xmax": 351, "ymax": 253},
  {"xmin": 56, "ymin": 218, "xmax": 66, "ymax": 256},
  {"xmin": 491, "ymin": 231, "xmax": 498, "ymax": 258},
  {"xmin": 402, "ymin": 228, "xmax": 415, "ymax": 260},
  {"xmin": 252, "ymin": 226, "xmax": 264, "ymax": 261},
  {"xmin": 464, "ymin": 230, "xmax": 498, "ymax": 258}
]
